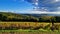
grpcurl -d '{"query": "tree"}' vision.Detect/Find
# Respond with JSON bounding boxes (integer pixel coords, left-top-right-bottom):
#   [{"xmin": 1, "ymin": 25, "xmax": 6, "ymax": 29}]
[
  {"xmin": 0, "ymin": 14, "xmax": 3, "ymax": 21},
  {"xmin": 0, "ymin": 14, "xmax": 7, "ymax": 21},
  {"xmin": 2, "ymin": 16, "xmax": 7, "ymax": 21},
  {"xmin": 49, "ymin": 16, "xmax": 56, "ymax": 31},
  {"xmin": 39, "ymin": 16, "xmax": 56, "ymax": 31}
]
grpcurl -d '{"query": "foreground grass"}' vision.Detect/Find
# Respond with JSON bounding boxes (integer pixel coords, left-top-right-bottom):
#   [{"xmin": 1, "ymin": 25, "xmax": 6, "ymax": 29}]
[
  {"xmin": 0, "ymin": 29, "xmax": 59, "ymax": 32},
  {"xmin": 0, "ymin": 29, "xmax": 60, "ymax": 34},
  {"xmin": 0, "ymin": 22, "xmax": 60, "ymax": 34},
  {"xmin": 0, "ymin": 22, "xmax": 60, "ymax": 32}
]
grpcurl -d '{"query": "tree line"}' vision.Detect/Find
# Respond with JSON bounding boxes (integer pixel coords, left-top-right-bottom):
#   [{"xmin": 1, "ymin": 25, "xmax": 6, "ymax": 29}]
[{"xmin": 0, "ymin": 14, "xmax": 60, "ymax": 22}]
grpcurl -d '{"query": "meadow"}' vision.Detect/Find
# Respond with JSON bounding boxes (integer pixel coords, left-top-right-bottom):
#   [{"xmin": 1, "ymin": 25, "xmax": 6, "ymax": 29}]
[
  {"xmin": 0, "ymin": 22, "xmax": 60, "ymax": 31},
  {"xmin": 0, "ymin": 22, "xmax": 60, "ymax": 34}
]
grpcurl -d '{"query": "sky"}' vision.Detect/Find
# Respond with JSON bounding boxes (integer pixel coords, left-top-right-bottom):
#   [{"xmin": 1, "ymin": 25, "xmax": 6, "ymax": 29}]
[
  {"xmin": 0, "ymin": 0, "xmax": 60, "ymax": 14},
  {"xmin": 0, "ymin": 0, "xmax": 34, "ymax": 13}
]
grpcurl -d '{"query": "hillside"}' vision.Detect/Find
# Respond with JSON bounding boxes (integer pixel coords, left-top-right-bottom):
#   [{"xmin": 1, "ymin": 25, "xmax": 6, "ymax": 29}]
[
  {"xmin": 0, "ymin": 12, "xmax": 60, "ymax": 22},
  {"xmin": 0, "ymin": 12, "xmax": 39, "ymax": 22}
]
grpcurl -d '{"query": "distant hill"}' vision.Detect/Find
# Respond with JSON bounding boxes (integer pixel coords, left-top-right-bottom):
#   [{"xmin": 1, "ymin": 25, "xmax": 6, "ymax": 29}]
[
  {"xmin": 0, "ymin": 12, "xmax": 60, "ymax": 22},
  {"xmin": 21, "ymin": 14, "xmax": 48, "ymax": 17},
  {"xmin": 0, "ymin": 12, "xmax": 39, "ymax": 22}
]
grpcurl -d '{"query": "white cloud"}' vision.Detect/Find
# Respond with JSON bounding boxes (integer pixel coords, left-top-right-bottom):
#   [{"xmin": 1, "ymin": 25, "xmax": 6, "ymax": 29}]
[
  {"xmin": 19, "ymin": 10, "xmax": 60, "ymax": 14},
  {"xmin": 55, "ymin": 0, "xmax": 60, "ymax": 2},
  {"xmin": 52, "ymin": 0, "xmax": 60, "ymax": 3},
  {"xmin": 57, "ymin": 7, "xmax": 60, "ymax": 9},
  {"xmin": 0, "ymin": 10, "xmax": 60, "ymax": 14},
  {"xmin": 0, "ymin": 10, "xmax": 8, "ymax": 12},
  {"xmin": 30, "ymin": 10, "xmax": 60, "ymax": 14}
]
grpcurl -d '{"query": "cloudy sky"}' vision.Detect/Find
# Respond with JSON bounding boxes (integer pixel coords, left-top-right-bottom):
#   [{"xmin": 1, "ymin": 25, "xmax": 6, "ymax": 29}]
[{"xmin": 0, "ymin": 0, "xmax": 60, "ymax": 14}]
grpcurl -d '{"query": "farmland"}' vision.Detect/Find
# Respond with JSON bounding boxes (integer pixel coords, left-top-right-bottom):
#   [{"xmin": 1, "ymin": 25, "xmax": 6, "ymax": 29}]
[
  {"xmin": 0, "ymin": 22, "xmax": 60, "ymax": 31},
  {"xmin": 0, "ymin": 12, "xmax": 60, "ymax": 34},
  {"xmin": 0, "ymin": 22, "xmax": 60, "ymax": 34}
]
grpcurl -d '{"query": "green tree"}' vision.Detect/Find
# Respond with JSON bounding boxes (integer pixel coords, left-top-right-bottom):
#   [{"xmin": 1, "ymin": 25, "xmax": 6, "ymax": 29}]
[
  {"xmin": 49, "ymin": 16, "xmax": 56, "ymax": 31},
  {"xmin": 0, "ymin": 14, "xmax": 7, "ymax": 21}
]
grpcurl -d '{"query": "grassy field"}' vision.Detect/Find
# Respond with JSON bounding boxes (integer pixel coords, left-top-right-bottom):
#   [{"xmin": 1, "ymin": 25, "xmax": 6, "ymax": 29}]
[
  {"xmin": 0, "ymin": 32, "xmax": 60, "ymax": 34},
  {"xmin": 0, "ymin": 22, "xmax": 60, "ymax": 34}
]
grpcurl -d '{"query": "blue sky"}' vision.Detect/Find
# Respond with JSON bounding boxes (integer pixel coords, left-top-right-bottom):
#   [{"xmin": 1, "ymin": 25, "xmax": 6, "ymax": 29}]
[
  {"xmin": 0, "ymin": 0, "xmax": 60, "ymax": 14},
  {"xmin": 0, "ymin": 0, "xmax": 34, "ymax": 13}
]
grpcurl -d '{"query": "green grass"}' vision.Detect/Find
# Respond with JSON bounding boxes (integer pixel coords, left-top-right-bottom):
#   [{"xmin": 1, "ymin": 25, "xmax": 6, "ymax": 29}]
[
  {"xmin": 0, "ymin": 29, "xmax": 59, "ymax": 32},
  {"xmin": 0, "ymin": 22, "xmax": 60, "ymax": 34}
]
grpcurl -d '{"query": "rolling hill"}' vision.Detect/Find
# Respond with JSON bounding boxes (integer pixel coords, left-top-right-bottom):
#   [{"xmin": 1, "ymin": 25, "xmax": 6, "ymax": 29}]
[{"xmin": 0, "ymin": 12, "xmax": 60, "ymax": 22}]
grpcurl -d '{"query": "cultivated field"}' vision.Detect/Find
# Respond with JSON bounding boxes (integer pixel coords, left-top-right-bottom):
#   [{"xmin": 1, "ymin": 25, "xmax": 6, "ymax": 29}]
[{"xmin": 0, "ymin": 22, "xmax": 60, "ymax": 34}]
